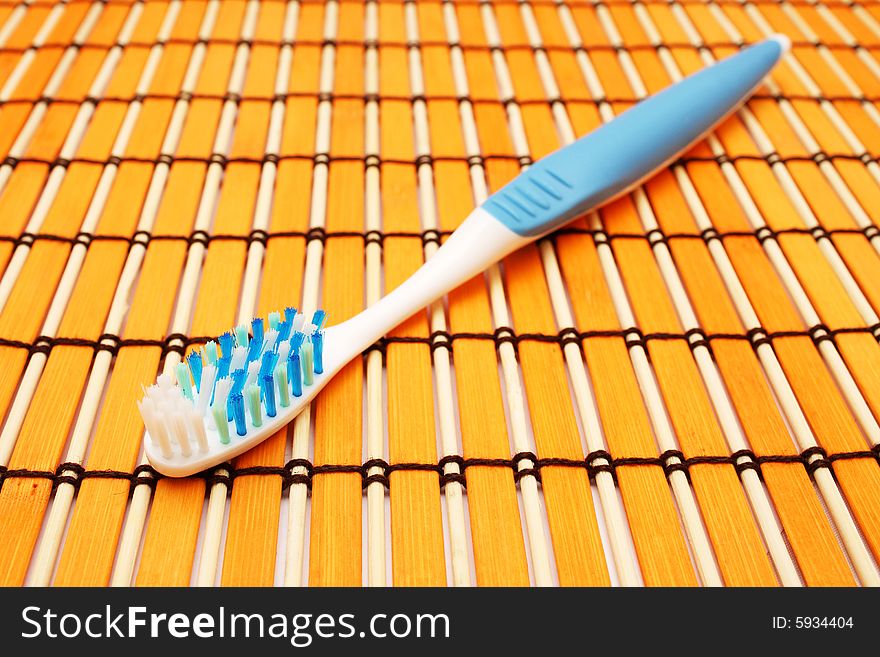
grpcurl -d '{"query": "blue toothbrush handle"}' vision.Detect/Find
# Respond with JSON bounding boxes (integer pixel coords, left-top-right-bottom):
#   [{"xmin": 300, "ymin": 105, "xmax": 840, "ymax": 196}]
[{"xmin": 481, "ymin": 37, "xmax": 788, "ymax": 237}]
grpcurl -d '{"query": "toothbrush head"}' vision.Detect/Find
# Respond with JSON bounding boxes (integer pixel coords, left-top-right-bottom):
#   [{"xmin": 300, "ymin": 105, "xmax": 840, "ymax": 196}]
[{"xmin": 139, "ymin": 307, "xmax": 330, "ymax": 477}]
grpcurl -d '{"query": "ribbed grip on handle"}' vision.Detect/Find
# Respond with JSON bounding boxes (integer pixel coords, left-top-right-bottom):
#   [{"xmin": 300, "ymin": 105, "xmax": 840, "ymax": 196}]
[{"xmin": 481, "ymin": 36, "xmax": 788, "ymax": 237}]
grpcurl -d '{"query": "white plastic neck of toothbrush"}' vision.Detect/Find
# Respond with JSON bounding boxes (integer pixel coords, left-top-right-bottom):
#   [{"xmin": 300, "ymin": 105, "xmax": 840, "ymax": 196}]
[
  {"xmin": 145, "ymin": 208, "xmax": 530, "ymax": 477},
  {"xmin": 325, "ymin": 206, "xmax": 531, "ymax": 361}
]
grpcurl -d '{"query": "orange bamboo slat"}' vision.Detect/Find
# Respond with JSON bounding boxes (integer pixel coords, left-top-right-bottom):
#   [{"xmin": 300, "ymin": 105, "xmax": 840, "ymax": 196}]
[
  {"xmin": 55, "ymin": 1, "xmax": 222, "ymax": 586},
  {"xmin": 218, "ymin": 2, "xmax": 291, "ymax": 589},
  {"xmin": 596, "ymin": 4, "xmax": 855, "ymax": 584},
  {"xmin": 0, "ymin": 3, "xmax": 159, "ymax": 586},
  {"xmin": 379, "ymin": 2, "xmax": 446, "ymax": 586},
  {"xmin": 461, "ymin": 3, "xmax": 610, "ymax": 586},
  {"xmin": 308, "ymin": 1, "xmax": 366, "ymax": 587},
  {"xmin": 138, "ymin": 3, "xmax": 283, "ymax": 589},
  {"xmin": 421, "ymin": 0, "xmax": 530, "ymax": 586},
  {"xmin": 561, "ymin": 242, "xmax": 701, "ymax": 587},
  {"xmin": 530, "ymin": 3, "xmax": 698, "ymax": 587}
]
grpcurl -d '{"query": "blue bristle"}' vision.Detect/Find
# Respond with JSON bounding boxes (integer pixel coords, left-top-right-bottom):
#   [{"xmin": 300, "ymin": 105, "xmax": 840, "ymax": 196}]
[
  {"xmin": 259, "ymin": 350, "xmax": 277, "ymax": 381},
  {"xmin": 228, "ymin": 369, "xmax": 247, "ymax": 420},
  {"xmin": 252, "ymin": 317, "xmax": 264, "ymax": 345},
  {"xmin": 219, "ymin": 332, "xmax": 234, "ymax": 359},
  {"xmin": 230, "ymin": 393, "xmax": 247, "ymax": 436},
  {"xmin": 313, "ymin": 331, "xmax": 324, "ymax": 374},
  {"xmin": 288, "ymin": 351, "xmax": 303, "ymax": 397},
  {"xmin": 186, "ymin": 308, "xmax": 330, "ymax": 429},
  {"xmin": 230, "ymin": 368, "xmax": 247, "ymax": 396},
  {"xmin": 277, "ymin": 319, "xmax": 292, "ymax": 343},
  {"xmin": 259, "ymin": 353, "xmax": 277, "ymax": 403},
  {"xmin": 187, "ymin": 351, "xmax": 204, "ymax": 392},
  {"xmin": 217, "ymin": 356, "xmax": 231, "ymax": 382},
  {"xmin": 262, "ymin": 373, "xmax": 277, "ymax": 417},
  {"xmin": 246, "ymin": 335, "xmax": 263, "ymax": 363}
]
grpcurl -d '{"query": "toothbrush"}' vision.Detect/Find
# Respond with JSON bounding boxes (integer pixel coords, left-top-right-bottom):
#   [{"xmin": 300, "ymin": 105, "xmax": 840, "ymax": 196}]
[{"xmin": 140, "ymin": 36, "xmax": 789, "ymax": 477}]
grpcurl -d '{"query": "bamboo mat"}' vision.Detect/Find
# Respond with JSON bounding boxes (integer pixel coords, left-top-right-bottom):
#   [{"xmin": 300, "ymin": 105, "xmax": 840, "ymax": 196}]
[{"xmin": 0, "ymin": 0, "xmax": 879, "ymax": 588}]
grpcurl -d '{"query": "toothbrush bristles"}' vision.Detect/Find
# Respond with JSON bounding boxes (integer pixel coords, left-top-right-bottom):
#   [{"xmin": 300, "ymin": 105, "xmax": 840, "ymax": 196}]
[{"xmin": 138, "ymin": 308, "xmax": 328, "ymax": 459}]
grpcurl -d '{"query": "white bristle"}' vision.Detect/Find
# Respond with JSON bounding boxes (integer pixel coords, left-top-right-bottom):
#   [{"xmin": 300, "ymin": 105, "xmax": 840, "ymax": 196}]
[
  {"xmin": 157, "ymin": 373, "xmax": 173, "ymax": 390},
  {"xmin": 213, "ymin": 378, "xmax": 232, "ymax": 408},
  {"xmin": 196, "ymin": 363, "xmax": 217, "ymax": 414},
  {"xmin": 231, "ymin": 345, "xmax": 248, "ymax": 371},
  {"xmin": 277, "ymin": 340, "xmax": 290, "ymax": 362},
  {"xmin": 244, "ymin": 359, "xmax": 260, "ymax": 389},
  {"xmin": 147, "ymin": 397, "xmax": 174, "ymax": 458},
  {"xmin": 153, "ymin": 421, "xmax": 173, "ymax": 458},
  {"xmin": 157, "ymin": 399, "xmax": 172, "ymax": 420},
  {"xmin": 156, "ymin": 394, "xmax": 180, "ymax": 449},
  {"xmin": 263, "ymin": 329, "xmax": 279, "ymax": 353},
  {"xmin": 171, "ymin": 399, "xmax": 192, "ymax": 457},
  {"xmin": 138, "ymin": 396, "xmax": 173, "ymax": 459},
  {"xmin": 292, "ymin": 313, "xmax": 305, "ymax": 332},
  {"xmin": 136, "ymin": 398, "xmax": 151, "ymax": 429},
  {"xmin": 188, "ymin": 406, "xmax": 209, "ymax": 452}
]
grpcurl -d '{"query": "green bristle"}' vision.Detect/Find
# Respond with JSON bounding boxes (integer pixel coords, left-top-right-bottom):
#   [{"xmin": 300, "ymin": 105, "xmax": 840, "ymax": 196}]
[
  {"xmin": 274, "ymin": 363, "xmax": 290, "ymax": 408},
  {"xmin": 268, "ymin": 311, "xmax": 281, "ymax": 330},
  {"xmin": 175, "ymin": 362, "xmax": 194, "ymax": 400},
  {"xmin": 212, "ymin": 404, "xmax": 230, "ymax": 444},
  {"xmin": 301, "ymin": 341, "xmax": 314, "ymax": 386},
  {"xmin": 204, "ymin": 340, "xmax": 219, "ymax": 365},
  {"xmin": 235, "ymin": 324, "xmax": 249, "ymax": 348},
  {"xmin": 245, "ymin": 383, "xmax": 262, "ymax": 427}
]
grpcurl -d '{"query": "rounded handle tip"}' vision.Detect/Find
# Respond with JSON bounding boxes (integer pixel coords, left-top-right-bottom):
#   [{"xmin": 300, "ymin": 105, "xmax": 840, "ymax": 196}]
[{"xmin": 768, "ymin": 33, "xmax": 792, "ymax": 55}]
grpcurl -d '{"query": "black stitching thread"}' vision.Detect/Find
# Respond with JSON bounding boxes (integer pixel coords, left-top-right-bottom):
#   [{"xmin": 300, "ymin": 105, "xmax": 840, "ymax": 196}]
[
  {"xmin": 3, "ymin": 150, "xmax": 878, "ymax": 180},
  {"xmin": 0, "ymin": 461, "xmax": 162, "ymax": 494},
  {"xmin": 2, "ymin": 318, "xmax": 879, "ymax": 363},
  {"xmin": 557, "ymin": 222, "xmax": 880, "ymax": 253},
  {"xmin": 5, "ymin": 32, "xmax": 878, "ymax": 58},
  {"xmin": 0, "ymin": 226, "xmax": 459, "ymax": 252},
  {"xmin": 4, "ymin": 85, "xmax": 880, "ymax": 111},
  {"xmin": 1, "ymin": 445, "xmax": 877, "ymax": 495},
  {"xmin": 0, "ymin": 151, "xmax": 538, "ymax": 169}
]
